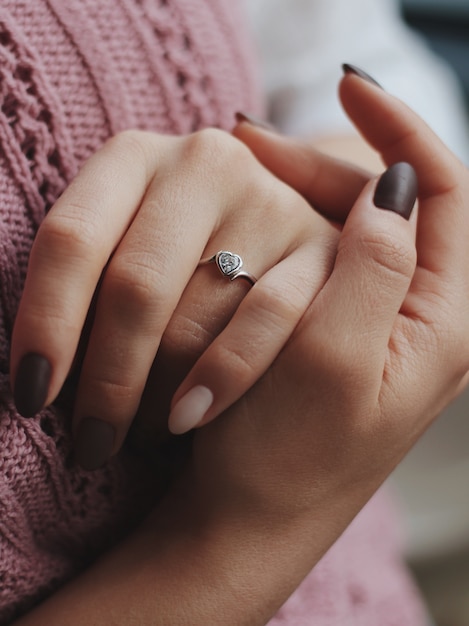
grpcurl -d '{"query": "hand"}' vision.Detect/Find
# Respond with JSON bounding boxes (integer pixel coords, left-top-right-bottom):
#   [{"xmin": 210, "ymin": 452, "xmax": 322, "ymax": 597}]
[
  {"xmin": 11, "ymin": 70, "xmax": 466, "ymax": 626},
  {"xmin": 10, "ymin": 128, "xmax": 340, "ymax": 469},
  {"xmin": 187, "ymin": 71, "xmax": 469, "ymax": 573}
]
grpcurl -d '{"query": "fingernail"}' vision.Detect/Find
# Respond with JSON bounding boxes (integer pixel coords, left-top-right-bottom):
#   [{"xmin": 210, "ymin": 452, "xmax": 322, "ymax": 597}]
[
  {"xmin": 373, "ymin": 162, "xmax": 418, "ymax": 220},
  {"xmin": 168, "ymin": 386, "xmax": 214, "ymax": 435},
  {"xmin": 75, "ymin": 417, "xmax": 115, "ymax": 471},
  {"xmin": 342, "ymin": 63, "xmax": 383, "ymax": 89},
  {"xmin": 14, "ymin": 353, "xmax": 51, "ymax": 417},
  {"xmin": 234, "ymin": 111, "xmax": 275, "ymax": 131}
]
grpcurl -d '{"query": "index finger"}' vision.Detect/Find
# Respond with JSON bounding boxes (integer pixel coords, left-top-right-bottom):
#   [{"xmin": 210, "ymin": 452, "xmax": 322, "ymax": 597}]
[
  {"xmin": 232, "ymin": 120, "xmax": 372, "ymax": 221},
  {"xmin": 339, "ymin": 70, "xmax": 469, "ymax": 277},
  {"xmin": 11, "ymin": 131, "xmax": 164, "ymax": 417},
  {"xmin": 339, "ymin": 70, "xmax": 465, "ymax": 200}
]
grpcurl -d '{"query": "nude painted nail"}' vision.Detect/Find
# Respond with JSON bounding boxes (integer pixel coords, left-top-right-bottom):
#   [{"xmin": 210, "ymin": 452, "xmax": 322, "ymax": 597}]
[
  {"xmin": 168, "ymin": 386, "xmax": 214, "ymax": 435},
  {"xmin": 14, "ymin": 353, "xmax": 51, "ymax": 417}
]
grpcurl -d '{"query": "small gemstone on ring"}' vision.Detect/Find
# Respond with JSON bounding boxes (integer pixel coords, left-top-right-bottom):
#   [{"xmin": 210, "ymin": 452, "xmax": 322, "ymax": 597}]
[{"xmin": 218, "ymin": 252, "xmax": 242, "ymax": 275}]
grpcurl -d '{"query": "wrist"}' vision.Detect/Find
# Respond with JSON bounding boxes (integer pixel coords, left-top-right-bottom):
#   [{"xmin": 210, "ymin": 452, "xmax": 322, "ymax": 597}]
[{"xmin": 140, "ymin": 471, "xmax": 336, "ymax": 625}]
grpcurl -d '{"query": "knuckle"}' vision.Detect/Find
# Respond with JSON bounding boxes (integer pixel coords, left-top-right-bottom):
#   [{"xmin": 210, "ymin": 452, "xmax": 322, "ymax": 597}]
[
  {"xmin": 37, "ymin": 211, "xmax": 101, "ymax": 261},
  {"xmin": 181, "ymin": 128, "xmax": 307, "ymax": 229},
  {"xmin": 184, "ymin": 127, "xmax": 227, "ymax": 162},
  {"xmin": 161, "ymin": 312, "xmax": 214, "ymax": 361},
  {"xmin": 208, "ymin": 340, "xmax": 258, "ymax": 388},
  {"xmin": 248, "ymin": 174, "xmax": 312, "ymax": 231},
  {"xmin": 105, "ymin": 129, "xmax": 153, "ymax": 166},
  {"xmin": 246, "ymin": 173, "xmax": 286, "ymax": 213},
  {"xmin": 251, "ymin": 281, "xmax": 306, "ymax": 331},
  {"xmin": 183, "ymin": 127, "xmax": 253, "ymax": 177},
  {"xmin": 19, "ymin": 305, "xmax": 82, "ymax": 340},
  {"xmin": 83, "ymin": 375, "xmax": 137, "ymax": 418},
  {"xmin": 104, "ymin": 253, "xmax": 168, "ymax": 323},
  {"xmin": 358, "ymin": 230, "xmax": 416, "ymax": 282},
  {"xmin": 187, "ymin": 127, "xmax": 241, "ymax": 156}
]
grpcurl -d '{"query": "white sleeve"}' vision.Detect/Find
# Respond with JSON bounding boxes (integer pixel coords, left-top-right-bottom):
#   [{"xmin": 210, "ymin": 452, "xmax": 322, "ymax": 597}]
[{"xmin": 246, "ymin": 0, "xmax": 469, "ymax": 163}]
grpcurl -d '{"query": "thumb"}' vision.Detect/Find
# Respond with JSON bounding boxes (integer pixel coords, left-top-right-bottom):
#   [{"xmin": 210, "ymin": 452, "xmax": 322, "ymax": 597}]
[
  {"xmin": 290, "ymin": 162, "xmax": 418, "ymax": 385},
  {"xmin": 232, "ymin": 113, "xmax": 370, "ymax": 222}
]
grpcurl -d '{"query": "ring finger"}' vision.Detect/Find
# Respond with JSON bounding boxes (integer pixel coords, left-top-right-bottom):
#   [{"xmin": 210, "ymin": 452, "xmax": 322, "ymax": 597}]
[{"xmin": 167, "ymin": 213, "xmax": 338, "ymax": 434}]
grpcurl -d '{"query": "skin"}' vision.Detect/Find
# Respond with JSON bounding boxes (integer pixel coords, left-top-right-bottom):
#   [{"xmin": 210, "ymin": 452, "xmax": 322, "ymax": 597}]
[
  {"xmin": 10, "ymin": 74, "xmax": 469, "ymax": 623},
  {"xmin": 11, "ymin": 128, "xmax": 339, "ymax": 455}
]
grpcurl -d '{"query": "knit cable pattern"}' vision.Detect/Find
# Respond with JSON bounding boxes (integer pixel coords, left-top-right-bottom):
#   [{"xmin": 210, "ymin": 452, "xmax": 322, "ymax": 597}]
[
  {"xmin": 0, "ymin": 12, "xmax": 75, "ymax": 223},
  {"xmin": 0, "ymin": 1, "xmax": 262, "ymax": 621}
]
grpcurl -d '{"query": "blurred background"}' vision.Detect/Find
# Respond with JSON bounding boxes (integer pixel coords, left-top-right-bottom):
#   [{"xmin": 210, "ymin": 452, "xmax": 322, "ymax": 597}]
[{"xmin": 393, "ymin": 3, "xmax": 469, "ymax": 624}]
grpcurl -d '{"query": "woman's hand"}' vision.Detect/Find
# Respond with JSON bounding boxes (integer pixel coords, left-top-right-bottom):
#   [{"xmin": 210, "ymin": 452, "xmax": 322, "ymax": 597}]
[
  {"xmin": 186, "ymin": 70, "xmax": 469, "ymax": 583},
  {"xmin": 10, "ymin": 127, "xmax": 343, "ymax": 469}
]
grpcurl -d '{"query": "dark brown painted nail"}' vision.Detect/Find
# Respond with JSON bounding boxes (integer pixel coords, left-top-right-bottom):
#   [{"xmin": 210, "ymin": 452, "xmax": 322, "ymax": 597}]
[
  {"xmin": 75, "ymin": 418, "xmax": 115, "ymax": 471},
  {"xmin": 373, "ymin": 162, "xmax": 418, "ymax": 220},
  {"xmin": 234, "ymin": 111, "xmax": 275, "ymax": 131},
  {"xmin": 14, "ymin": 353, "xmax": 51, "ymax": 417},
  {"xmin": 342, "ymin": 64, "xmax": 383, "ymax": 89}
]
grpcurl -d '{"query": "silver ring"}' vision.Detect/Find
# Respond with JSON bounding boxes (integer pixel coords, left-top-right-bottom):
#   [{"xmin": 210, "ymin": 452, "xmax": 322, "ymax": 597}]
[{"xmin": 198, "ymin": 250, "xmax": 257, "ymax": 286}]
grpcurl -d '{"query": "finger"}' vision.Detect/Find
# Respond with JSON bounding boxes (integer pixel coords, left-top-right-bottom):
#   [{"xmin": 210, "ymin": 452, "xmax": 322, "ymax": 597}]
[
  {"xmin": 339, "ymin": 72, "xmax": 463, "ymax": 199},
  {"xmin": 11, "ymin": 130, "xmax": 165, "ymax": 417},
  {"xmin": 125, "ymin": 264, "xmax": 254, "ymax": 457},
  {"xmin": 339, "ymin": 71, "xmax": 469, "ymax": 278},
  {"xmin": 71, "ymin": 163, "xmax": 224, "ymax": 467},
  {"xmin": 168, "ymin": 218, "xmax": 338, "ymax": 434},
  {"xmin": 288, "ymin": 163, "xmax": 418, "ymax": 391},
  {"xmin": 233, "ymin": 115, "xmax": 372, "ymax": 222}
]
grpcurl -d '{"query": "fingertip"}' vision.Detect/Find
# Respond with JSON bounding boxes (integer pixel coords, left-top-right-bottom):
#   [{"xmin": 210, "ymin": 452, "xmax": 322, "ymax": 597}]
[
  {"xmin": 168, "ymin": 385, "xmax": 214, "ymax": 435},
  {"xmin": 341, "ymin": 64, "xmax": 383, "ymax": 89},
  {"xmin": 373, "ymin": 162, "xmax": 418, "ymax": 220},
  {"xmin": 13, "ymin": 353, "xmax": 52, "ymax": 417},
  {"xmin": 233, "ymin": 111, "xmax": 275, "ymax": 133}
]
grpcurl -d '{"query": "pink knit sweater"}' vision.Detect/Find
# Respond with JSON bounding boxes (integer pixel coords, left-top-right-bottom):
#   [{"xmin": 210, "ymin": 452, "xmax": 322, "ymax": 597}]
[{"xmin": 0, "ymin": 1, "xmax": 427, "ymax": 623}]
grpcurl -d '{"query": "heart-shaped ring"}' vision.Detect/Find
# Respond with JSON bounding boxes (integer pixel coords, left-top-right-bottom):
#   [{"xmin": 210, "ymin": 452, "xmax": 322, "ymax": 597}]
[
  {"xmin": 216, "ymin": 251, "xmax": 242, "ymax": 277},
  {"xmin": 198, "ymin": 250, "xmax": 257, "ymax": 286}
]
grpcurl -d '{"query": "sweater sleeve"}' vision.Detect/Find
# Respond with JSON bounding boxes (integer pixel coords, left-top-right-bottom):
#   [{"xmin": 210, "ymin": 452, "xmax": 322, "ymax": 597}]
[
  {"xmin": 0, "ymin": 14, "xmax": 156, "ymax": 623},
  {"xmin": 246, "ymin": 0, "xmax": 469, "ymax": 162},
  {"xmin": 0, "ymin": 149, "xmax": 152, "ymax": 624}
]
